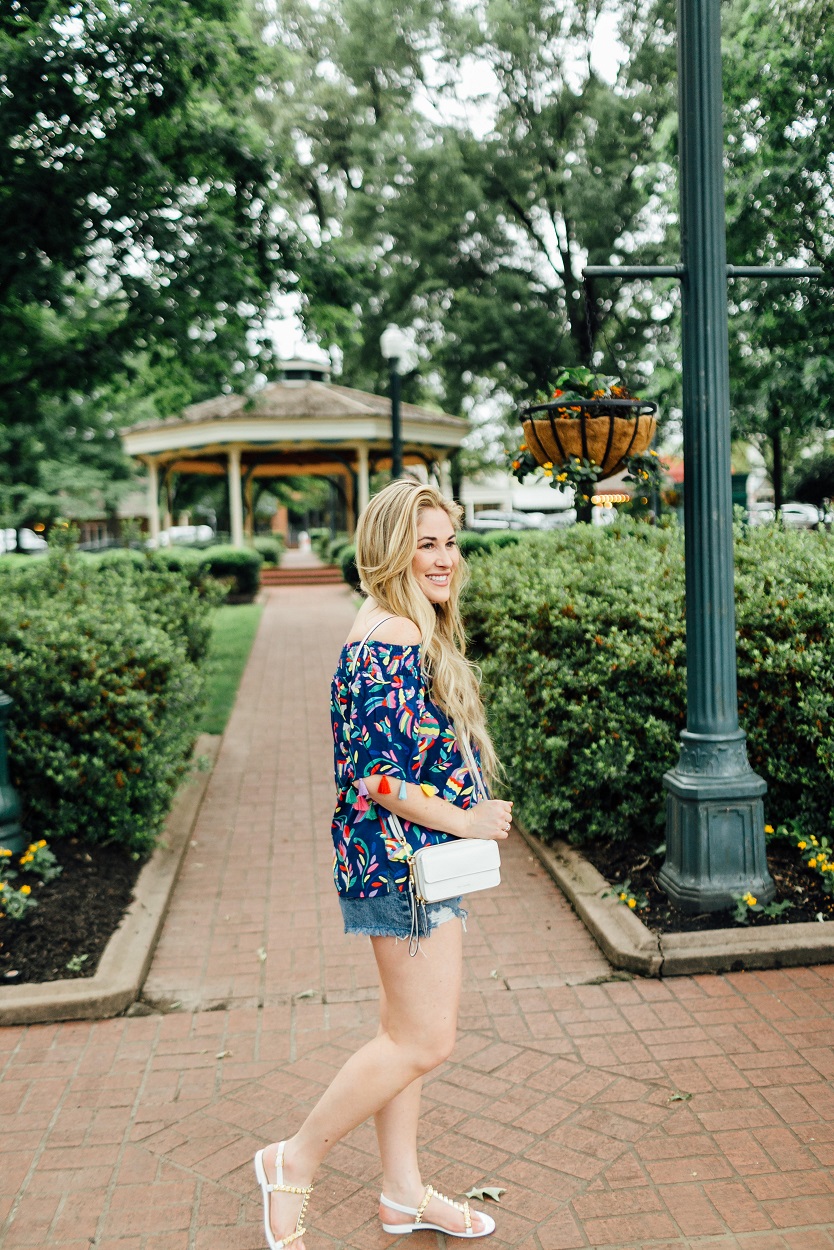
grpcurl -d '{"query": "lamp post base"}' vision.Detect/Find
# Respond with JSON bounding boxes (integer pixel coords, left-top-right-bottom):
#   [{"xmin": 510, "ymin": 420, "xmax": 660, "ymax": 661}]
[{"xmin": 659, "ymin": 731, "xmax": 774, "ymax": 914}]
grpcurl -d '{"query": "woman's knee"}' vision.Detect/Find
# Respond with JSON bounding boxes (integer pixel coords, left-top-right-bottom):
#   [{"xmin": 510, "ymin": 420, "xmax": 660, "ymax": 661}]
[{"xmin": 398, "ymin": 1026, "xmax": 456, "ymax": 1075}]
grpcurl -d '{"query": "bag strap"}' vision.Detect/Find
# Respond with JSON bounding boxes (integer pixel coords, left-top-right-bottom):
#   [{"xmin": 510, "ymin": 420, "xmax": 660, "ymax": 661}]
[
  {"xmin": 348, "ymin": 614, "xmax": 396, "ymax": 677},
  {"xmin": 459, "ymin": 732, "xmax": 487, "ymax": 803}
]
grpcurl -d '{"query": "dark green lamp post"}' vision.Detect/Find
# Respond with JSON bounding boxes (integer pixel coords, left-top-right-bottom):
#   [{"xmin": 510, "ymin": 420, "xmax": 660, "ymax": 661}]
[
  {"xmin": 380, "ymin": 324, "xmax": 410, "ymax": 481},
  {"xmin": 585, "ymin": 0, "xmax": 821, "ymax": 912},
  {"xmin": 0, "ymin": 693, "xmax": 24, "ymax": 855}
]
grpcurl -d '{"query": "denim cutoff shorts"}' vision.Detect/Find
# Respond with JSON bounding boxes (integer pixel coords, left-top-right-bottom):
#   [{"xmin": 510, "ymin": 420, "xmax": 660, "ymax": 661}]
[{"xmin": 339, "ymin": 879, "xmax": 467, "ymax": 940}]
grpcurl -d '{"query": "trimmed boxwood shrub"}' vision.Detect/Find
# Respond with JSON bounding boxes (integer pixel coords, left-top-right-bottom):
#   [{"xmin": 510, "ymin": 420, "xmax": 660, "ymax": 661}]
[
  {"xmin": 253, "ymin": 535, "xmax": 284, "ymax": 565},
  {"xmin": 0, "ymin": 550, "xmax": 223, "ymax": 853},
  {"xmin": 339, "ymin": 543, "xmax": 360, "ymax": 591},
  {"xmin": 203, "ymin": 544, "xmax": 262, "ymax": 596},
  {"xmin": 464, "ymin": 521, "xmax": 834, "ymax": 851},
  {"xmin": 309, "ymin": 527, "xmax": 331, "ymax": 560},
  {"xmin": 328, "ymin": 533, "xmax": 352, "ymax": 564}
]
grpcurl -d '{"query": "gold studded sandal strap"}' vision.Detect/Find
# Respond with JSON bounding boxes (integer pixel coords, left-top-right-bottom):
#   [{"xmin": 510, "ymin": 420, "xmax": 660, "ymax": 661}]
[{"xmin": 415, "ymin": 1185, "xmax": 434, "ymax": 1224}]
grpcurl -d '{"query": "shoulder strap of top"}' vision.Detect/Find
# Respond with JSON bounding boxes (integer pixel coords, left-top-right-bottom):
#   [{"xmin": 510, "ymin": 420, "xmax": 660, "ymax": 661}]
[{"xmin": 348, "ymin": 614, "xmax": 396, "ymax": 676}]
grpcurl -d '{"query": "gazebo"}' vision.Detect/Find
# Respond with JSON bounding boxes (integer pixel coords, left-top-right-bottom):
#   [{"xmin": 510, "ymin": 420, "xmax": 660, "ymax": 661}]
[{"xmin": 120, "ymin": 360, "xmax": 469, "ymax": 545}]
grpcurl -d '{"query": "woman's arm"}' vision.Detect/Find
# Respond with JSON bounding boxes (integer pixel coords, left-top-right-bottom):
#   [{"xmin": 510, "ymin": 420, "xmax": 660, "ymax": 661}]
[{"xmin": 363, "ymin": 776, "xmax": 512, "ymax": 841}]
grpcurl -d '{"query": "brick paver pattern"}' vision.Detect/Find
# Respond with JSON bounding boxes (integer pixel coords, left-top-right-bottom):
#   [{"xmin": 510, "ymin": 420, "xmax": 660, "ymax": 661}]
[{"xmin": 2, "ymin": 584, "xmax": 834, "ymax": 1250}]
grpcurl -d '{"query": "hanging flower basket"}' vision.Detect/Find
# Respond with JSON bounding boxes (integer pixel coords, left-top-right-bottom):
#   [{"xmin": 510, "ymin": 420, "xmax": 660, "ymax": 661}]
[{"xmin": 520, "ymin": 397, "xmax": 657, "ymax": 479}]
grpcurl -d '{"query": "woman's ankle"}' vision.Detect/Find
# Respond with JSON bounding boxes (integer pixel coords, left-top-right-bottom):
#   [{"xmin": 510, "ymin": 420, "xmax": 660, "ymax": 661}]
[
  {"xmin": 280, "ymin": 1134, "xmax": 317, "ymax": 1186},
  {"xmin": 380, "ymin": 1177, "xmax": 423, "ymax": 1207}
]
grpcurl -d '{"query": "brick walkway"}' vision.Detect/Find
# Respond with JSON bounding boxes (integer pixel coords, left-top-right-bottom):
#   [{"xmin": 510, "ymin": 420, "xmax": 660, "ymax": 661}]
[{"xmin": 3, "ymin": 585, "xmax": 834, "ymax": 1250}]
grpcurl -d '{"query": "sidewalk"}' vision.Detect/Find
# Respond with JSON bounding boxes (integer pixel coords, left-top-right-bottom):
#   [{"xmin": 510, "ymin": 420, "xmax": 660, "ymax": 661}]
[{"xmin": 2, "ymin": 584, "xmax": 834, "ymax": 1250}]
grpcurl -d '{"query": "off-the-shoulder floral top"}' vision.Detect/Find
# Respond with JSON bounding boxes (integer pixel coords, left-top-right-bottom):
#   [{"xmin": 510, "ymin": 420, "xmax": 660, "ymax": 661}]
[{"xmin": 330, "ymin": 641, "xmax": 484, "ymax": 898}]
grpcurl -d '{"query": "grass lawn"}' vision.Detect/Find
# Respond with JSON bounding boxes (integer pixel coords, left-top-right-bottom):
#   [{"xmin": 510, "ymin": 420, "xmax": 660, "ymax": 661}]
[{"xmin": 199, "ymin": 602, "xmax": 264, "ymax": 735}]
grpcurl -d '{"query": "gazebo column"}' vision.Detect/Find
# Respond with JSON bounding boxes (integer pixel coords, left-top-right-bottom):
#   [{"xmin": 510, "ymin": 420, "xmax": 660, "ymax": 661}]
[
  {"xmin": 162, "ymin": 465, "xmax": 176, "ymax": 531},
  {"xmin": 243, "ymin": 466, "xmax": 257, "ymax": 541},
  {"xmin": 227, "ymin": 446, "xmax": 244, "ymax": 548},
  {"xmin": 356, "ymin": 444, "xmax": 370, "ymax": 516},
  {"xmin": 146, "ymin": 458, "xmax": 160, "ymax": 545}
]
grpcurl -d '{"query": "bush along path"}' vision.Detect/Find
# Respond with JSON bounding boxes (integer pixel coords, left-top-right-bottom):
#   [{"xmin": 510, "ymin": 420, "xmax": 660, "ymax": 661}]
[
  {"xmin": 0, "ymin": 546, "xmax": 262, "ymax": 983},
  {"xmin": 465, "ymin": 518, "xmax": 834, "ymax": 932},
  {"xmin": 3, "ymin": 583, "xmax": 834, "ymax": 1250}
]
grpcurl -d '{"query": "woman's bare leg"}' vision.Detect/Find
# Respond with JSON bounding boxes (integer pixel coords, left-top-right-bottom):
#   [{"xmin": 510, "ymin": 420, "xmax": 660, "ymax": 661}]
[
  {"xmin": 374, "ymin": 981, "xmax": 424, "ymax": 1196},
  {"xmin": 371, "ymin": 931, "xmax": 489, "ymax": 1234},
  {"xmin": 261, "ymin": 919, "xmax": 464, "ymax": 1249}
]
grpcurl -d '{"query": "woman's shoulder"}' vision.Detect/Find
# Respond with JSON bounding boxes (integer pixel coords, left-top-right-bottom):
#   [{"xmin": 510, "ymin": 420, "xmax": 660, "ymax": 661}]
[{"xmin": 346, "ymin": 611, "xmax": 421, "ymax": 648}]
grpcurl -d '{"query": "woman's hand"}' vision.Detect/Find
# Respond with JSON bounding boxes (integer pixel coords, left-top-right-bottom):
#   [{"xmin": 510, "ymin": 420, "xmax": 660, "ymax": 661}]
[{"xmin": 461, "ymin": 799, "xmax": 513, "ymax": 841}]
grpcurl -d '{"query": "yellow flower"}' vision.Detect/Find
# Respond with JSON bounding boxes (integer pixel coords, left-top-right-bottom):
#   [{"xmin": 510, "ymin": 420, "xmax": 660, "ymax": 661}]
[
  {"xmin": 798, "ymin": 841, "xmax": 807, "ymax": 850},
  {"xmin": 650, "ymin": 449, "xmax": 658, "ymax": 457},
  {"xmin": 627, "ymin": 898, "xmax": 637, "ymax": 909},
  {"xmin": 619, "ymin": 892, "xmax": 627, "ymax": 901},
  {"xmin": 743, "ymin": 892, "xmax": 757, "ymax": 906},
  {"xmin": 557, "ymin": 473, "xmax": 568, "ymax": 482},
  {"xmin": 36, "ymin": 840, "xmax": 46, "ymax": 849},
  {"xmin": 0, "ymin": 883, "xmax": 5, "ymax": 891},
  {"xmin": 542, "ymin": 461, "xmax": 553, "ymax": 470},
  {"xmin": 812, "ymin": 837, "xmax": 819, "ymax": 845},
  {"xmin": 0, "ymin": 849, "xmax": 11, "ymax": 858},
  {"xmin": 20, "ymin": 885, "xmax": 31, "ymax": 896},
  {"xmin": 764, "ymin": 825, "xmax": 774, "ymax": 834},
  {"xmin": 808, "ymin": 859, "xmax": 817, "ymax": 869}
]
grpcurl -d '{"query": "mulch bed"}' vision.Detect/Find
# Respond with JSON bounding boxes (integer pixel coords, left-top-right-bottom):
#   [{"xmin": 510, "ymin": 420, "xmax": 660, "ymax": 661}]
[
  {"xmin": 584, "ymin": 839, "xmax": 834, "ymax": 933},
  {"xmin": 0, "ymin": 841, "xmax": 144, "ymax": 985}
]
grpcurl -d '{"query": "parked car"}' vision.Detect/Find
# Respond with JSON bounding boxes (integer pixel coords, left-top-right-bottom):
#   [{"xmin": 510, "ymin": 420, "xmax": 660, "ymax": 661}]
[
  {"xmin": 746, "ymin": 501, "xmax": 819, "ymax": 529},
  {"xmin": 0, "ymin": 527, "xmax": 48, "ymax": 554},
  {"xmin": 145, "ymin": 524, "xmax": 215, "ymax": 548},
  {"xmin": 468, "ymin": 510, "xmax": 542, "ymax": 532}
]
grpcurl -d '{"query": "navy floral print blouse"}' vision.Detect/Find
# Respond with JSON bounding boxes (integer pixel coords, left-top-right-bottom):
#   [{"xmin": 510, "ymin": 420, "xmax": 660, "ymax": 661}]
[{"xmin": 330, "ymin": 640, "xmax": 483, "ymax": 898}]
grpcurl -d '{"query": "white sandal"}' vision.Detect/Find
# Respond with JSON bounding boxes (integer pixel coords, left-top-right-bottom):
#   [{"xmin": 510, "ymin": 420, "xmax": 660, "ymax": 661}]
[
  {"xmin": 254, "ymin": 1141, "xmax": 313, "ymax": 1250},
  {"xmin": 380, "ymin": 1184, "xmax": 496, "ymax": 1239}
]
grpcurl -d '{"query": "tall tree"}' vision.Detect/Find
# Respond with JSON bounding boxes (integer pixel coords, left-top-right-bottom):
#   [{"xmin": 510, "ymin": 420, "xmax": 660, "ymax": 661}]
[
  {"xmin": 0, "ymin": 0, "xmax": 303, "ymax": 524},
  {"xmin": 723, "ymin": 0, "xmax": 834, "ymax": 505},
  {"xmin": 256, "ymin": 0, "xmax": 679, "ymax": 429}
]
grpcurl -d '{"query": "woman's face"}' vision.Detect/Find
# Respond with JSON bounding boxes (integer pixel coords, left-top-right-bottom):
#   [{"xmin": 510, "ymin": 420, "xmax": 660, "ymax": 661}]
[{"xmin": 412, "ymin": 507, "xmax": 460, "ymax": 605}]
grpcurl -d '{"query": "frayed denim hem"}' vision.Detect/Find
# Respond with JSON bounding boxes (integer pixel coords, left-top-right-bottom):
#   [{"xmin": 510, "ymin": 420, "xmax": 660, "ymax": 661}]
[{"xmin": 339, "ymin": 888, "xmax": 467, "ymax": 940}]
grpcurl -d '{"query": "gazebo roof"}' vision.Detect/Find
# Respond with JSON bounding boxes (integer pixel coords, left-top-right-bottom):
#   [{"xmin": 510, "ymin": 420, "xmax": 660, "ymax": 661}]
[{"xmin": 121, "ymin": 376, "xmax": 468, "ymax": 469}]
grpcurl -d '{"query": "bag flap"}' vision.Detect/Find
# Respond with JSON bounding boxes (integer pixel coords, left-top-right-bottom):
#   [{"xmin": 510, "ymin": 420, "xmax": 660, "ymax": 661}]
[{"xmin": 416, "ymin": 838, "xmax": 501, "ymax": 884}]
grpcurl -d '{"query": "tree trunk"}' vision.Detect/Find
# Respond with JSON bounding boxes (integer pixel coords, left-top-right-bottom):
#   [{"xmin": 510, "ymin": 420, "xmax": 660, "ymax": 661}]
[
  {"xmin": 449, "ymin": 450, "xmax": 463, "ymax": 506},
  {"xmin": 771, "ymin": 419, "xmax": 783, "ymax": 515}
]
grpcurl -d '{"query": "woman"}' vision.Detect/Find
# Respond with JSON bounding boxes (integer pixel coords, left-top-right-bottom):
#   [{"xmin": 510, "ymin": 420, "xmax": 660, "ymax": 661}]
[{"xmin": 255, "ymin": 480, "xmax": 513, "ymax": 1250}]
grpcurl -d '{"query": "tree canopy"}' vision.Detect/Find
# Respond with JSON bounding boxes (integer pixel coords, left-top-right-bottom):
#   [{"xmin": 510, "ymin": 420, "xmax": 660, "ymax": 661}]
[{"xmin": 0, "ymin": 0, "xmax": 302, "ymax": 524}]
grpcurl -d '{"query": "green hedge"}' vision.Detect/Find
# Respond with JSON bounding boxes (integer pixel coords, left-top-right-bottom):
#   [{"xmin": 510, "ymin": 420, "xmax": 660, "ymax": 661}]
[
  {"xmin": 252, "ymin": 535, "xmax": 284, "ymax": 565},
  {"xmin": 339, "ymin": 543, "xmax": 360, "ymax": 591},
  {"xmin": 328, "ymin": 532, "xmax": 352, "ymax": 564},
  {"xmin": 464, "ymin": 521, "xmax": 834, "ymax": 850},
  {"xmin": 309, "ymin": 527, "xmax": 332, "ymax": 560},
  {"xmin": 151, "ymin": 544, "xmax": 262, "ymax": 597},
  {"xmin": 0, "ymin": 550, "xmax": 223, "ymax": 853}
]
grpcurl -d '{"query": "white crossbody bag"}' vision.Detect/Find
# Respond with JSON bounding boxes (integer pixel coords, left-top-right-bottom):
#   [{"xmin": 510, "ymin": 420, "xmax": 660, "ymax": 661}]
[{"xmin": 346, "ymin": 619, "xmax": 502, "ymax": 909}]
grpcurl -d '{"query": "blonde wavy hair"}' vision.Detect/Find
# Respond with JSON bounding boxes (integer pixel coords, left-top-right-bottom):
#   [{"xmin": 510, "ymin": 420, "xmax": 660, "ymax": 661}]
[{"xmin": 354, "ymin": 479, "xmax": 498, "ymax": 785}]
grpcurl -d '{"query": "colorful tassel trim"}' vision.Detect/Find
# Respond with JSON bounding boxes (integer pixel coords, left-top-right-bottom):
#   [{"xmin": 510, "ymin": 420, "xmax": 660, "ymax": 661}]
[
  {"xmin": 420, "ymin": 783, "xmax": 438, "ymax": 797},
  {"xmin": 355, "ymin": 795, "xmax": 370, "ymax": 813},
  {"xmin": 357, "ymin": 778, "xmax": 370, "ymax": 798},
  {"xmin": 377, "ymin": 775, "xmax": 392, "ymax": 795},
  {"xmin": 346, "ymin": 785, "xmax": 357, "ymax": 805},
  {"xmin": 398, "ymin": 779, "xmax": 408, "ymax": 800}
]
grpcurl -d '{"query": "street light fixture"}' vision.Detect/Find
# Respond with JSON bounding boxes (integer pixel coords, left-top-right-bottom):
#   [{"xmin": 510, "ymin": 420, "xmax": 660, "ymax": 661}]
[{"xmin": 380, "ymin": 324, "xmax": 410, "ymax": 481}]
